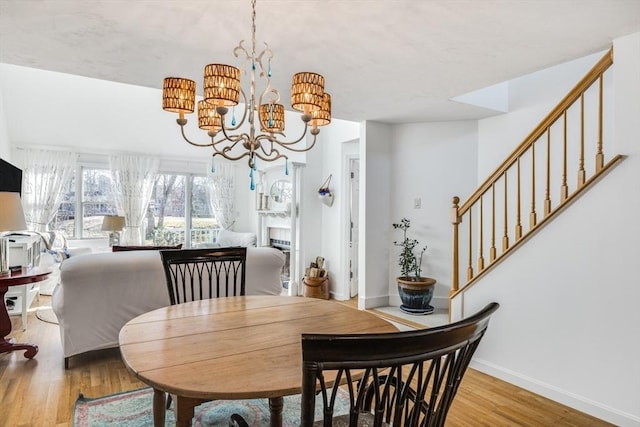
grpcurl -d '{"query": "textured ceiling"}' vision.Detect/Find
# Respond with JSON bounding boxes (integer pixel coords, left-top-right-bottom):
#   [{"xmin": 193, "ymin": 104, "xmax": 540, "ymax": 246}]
[{"xmin": 0, "ymin": 0, "xmax": 639, "ymax": 124}]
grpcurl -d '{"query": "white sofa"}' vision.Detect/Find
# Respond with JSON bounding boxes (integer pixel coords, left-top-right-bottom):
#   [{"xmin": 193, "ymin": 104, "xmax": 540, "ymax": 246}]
[{"xmin": 51, "ymin": 247, "xmax": 285, "ymax": 367}]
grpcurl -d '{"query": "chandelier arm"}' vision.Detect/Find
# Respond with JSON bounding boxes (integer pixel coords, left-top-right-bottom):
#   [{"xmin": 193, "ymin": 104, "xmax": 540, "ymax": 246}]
[
  {"xmin": 273, "ymin": 132, "xmax": 319, "ymax": 153},
  {"xmin": 217, "ymin": 113, "xmax": 251, "ymax": 145},
  {"xmin": 228, "ymin": 88, "xmax": 250, "ymax": 131},
  {"xmin": 268, "ymin": 123, "xmax": 312, "ymax": 148},
  {"xmin": 212, "ymin": 149, "xmax": 251, "ymax": 162},
  {"xmin": 177, "ymin": 121, "xmax": 214, "ymax": 147},
  {"xmin": 252, "ymin": 147, "xmax": 286, "ymax": 163},
  {"xmin": 211, "ymin": 134, "xmax": 247, "ymax": 153},
  {"xmin": 253, "ymin": 135, "xmax": 279, "ymax": 158}
]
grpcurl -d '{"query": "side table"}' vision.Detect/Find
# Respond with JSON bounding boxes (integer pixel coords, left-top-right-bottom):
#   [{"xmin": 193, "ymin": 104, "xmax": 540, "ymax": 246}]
[{"xmin": 0, "ymin": 267, "xmax": 51, "ymax": 359}]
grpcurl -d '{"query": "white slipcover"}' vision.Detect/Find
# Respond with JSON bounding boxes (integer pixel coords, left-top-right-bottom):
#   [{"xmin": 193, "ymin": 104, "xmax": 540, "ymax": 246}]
[{"xmin": 51, "ymin": 247, "xmax": 285, "ymax": 361}]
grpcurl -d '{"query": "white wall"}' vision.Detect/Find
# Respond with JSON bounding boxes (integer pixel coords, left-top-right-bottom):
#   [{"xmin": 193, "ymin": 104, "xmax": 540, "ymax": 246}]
[
  {"xmin": 318, "ymin": 118, "xmax": 360, "ymax": 300},
  {"xmin": 458, "ymin": 33, "xmax": 640, "ymax": 426},
  {"xmin": 388, "ymin": 121, "xmax": 478, "ymax": 308},
  {"xmin": 359, "ymin": 121, "xmax": 392, "ymax": 308},
  {"xmin": 0, "ymin": 86, "xmax": 10, "ymax": 160},
  {"xmin": 478, "ymin": 50, "xmax": 606, "ymax": 179}
]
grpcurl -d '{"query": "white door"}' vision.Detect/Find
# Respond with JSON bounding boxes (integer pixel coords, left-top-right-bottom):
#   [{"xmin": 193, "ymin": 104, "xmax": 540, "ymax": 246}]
[{"xmin": 348, "ymin": 159, "xmax": 360, "ymax": 298}]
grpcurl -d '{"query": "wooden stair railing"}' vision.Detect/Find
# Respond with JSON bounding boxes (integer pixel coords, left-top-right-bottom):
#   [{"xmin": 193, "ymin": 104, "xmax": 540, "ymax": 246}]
[{"xmin": 450, "ymin": 48, "xmax": 623, "ymax": 300}]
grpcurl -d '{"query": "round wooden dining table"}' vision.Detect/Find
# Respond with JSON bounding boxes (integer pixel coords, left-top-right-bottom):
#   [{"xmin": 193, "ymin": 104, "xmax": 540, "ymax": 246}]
[{"xmin": 119, "ymin": 295, "xmax": 398, "ymax": 427}]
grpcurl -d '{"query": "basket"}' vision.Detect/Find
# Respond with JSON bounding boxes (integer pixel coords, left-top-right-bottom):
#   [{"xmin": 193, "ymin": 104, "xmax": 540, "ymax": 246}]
[{"xmin": 303, "ymin": 276, "xmax": 329, "ymax": 300}]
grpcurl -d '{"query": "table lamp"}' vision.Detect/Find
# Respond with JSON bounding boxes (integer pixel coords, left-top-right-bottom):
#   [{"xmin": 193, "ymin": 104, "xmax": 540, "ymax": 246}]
[
  {"xmin": 101, "ymin": 215, "xmax": 125, "ymax": 247},
  {"xmin": 0, "ymin": 192, "xmax": 28, "ymax": 275}
]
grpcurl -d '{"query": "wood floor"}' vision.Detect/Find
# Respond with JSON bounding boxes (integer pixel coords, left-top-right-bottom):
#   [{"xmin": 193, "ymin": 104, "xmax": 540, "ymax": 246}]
[{"xmin": 0, "ymin": 295, "xmax": 612, "ymax": 426}]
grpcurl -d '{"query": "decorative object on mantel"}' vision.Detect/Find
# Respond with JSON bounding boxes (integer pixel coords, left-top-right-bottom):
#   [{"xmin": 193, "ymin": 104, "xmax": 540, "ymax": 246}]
[
  {"xmin": 161, "ymin": 0, "xmax": 332, "ymax": 189},
  {"xmin": 101, "ymin": 215, "xmax": 125, "ymax": 247},
  {"xmin": 318, "ymin": 174, "xmax": 334, "ymax": 207},
  {"xmin": 392, "ymin": 218, "xmax": 436, "ymax": 315},
  {"xmin": 303, "ymin": 256, "xmax": 329, "ymax": 300}
]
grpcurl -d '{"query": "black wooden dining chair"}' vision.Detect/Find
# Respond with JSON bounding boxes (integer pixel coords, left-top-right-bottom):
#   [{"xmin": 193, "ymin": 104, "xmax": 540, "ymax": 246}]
[
  {"xmin": 160, "ymin": 246, "xmax": 247, "ymax": 410},
  {"xmin": 301, "ymin": 302, "xmax": 499, "ymax": 427},
  {"xmin": 160, "ymin": 247, "xmax": 247, "ymax": 304},
  {"xmin": 229, "ymin": 302, "xmax": 499, "ymax": 427}
]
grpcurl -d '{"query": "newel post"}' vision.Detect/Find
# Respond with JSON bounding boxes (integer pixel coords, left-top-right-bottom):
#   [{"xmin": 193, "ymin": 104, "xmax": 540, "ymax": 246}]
[{"xmin": 450, "ymin": 196, "xmax": 461, "ymax": 295}]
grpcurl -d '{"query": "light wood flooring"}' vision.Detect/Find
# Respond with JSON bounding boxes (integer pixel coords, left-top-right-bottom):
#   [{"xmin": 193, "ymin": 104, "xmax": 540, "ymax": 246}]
[{"xmin": 0, "ymin": 295, "xmax": 612, "ymax": 426}]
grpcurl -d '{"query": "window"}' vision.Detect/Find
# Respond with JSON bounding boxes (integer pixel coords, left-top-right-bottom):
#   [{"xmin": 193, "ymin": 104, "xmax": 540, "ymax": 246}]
[
  {"xmin": 190, "ymin": 176, "xmax": 217, "ymax": 246},
  {"xmin": 146, "ymin": 174, "xmax": 218, "ymax": 247},
  {"xmin": 51, "ymin": 172, "xmax": 77, "ymax": 238},
  {"xmin": 50, "ymin": 164, "xmax": 218, "ymax": 247},
  {"xmin": 82, "ymin": 168, "xmax": 118, "ymax": 238},
  {"xmin": 147, "ymin": 174, "xmax": 186, "ymax": 246}
]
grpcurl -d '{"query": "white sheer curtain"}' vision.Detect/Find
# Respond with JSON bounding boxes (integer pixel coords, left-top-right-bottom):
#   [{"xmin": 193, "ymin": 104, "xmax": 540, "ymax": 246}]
[
  {"xmin": 20, "ymin": 148, "xmax": 76, "ymax": 231},
  {"xmin": 208, "ymin": 162, "xmax": 238, "ymax": 230},
  {"xmin": 109, "ymin": 155, "xmax": 159, "ymax": 245}
]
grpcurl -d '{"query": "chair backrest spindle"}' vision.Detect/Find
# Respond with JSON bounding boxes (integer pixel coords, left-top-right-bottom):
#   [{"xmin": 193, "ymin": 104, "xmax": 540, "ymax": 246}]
[
  {"xmin": 160, "ymin": 247, "xmax": 247, "ymax": 304},
  {"xmin": 300, "ymin": 302, "xmax": 499, "ymax": 427}
]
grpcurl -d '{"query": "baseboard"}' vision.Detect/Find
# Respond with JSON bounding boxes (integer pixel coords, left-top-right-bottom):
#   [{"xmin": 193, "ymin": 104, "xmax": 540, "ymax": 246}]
[
  {"xmin": 471, "ymin": 358, "xmax": 640, "ymax": 427},
  {"xmin": 360, "ymin": 294, "xmax": 389, "ymax": 309}
]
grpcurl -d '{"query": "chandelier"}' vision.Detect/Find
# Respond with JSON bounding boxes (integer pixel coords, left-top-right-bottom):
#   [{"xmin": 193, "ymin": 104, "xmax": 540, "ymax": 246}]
[{"xmin": 162, "ymin": 0, "xmax": 331, "ymax": 186}]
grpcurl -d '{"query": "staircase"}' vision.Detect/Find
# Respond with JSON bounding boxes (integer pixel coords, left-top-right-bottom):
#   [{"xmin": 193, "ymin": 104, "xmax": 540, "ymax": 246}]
[{"xmin": 449, "ymin": 48, "xmax": 622, "ymax": 305}]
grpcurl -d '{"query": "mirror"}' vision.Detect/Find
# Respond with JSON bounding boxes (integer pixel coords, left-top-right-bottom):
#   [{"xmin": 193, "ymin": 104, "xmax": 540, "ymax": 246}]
[{"xmin": 269, "ymin": 180, "xmax": 292, "ymax": 206}]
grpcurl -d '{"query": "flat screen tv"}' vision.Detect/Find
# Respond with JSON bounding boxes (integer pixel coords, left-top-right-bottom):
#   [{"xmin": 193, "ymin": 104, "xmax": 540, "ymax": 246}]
[{"xmin": 0, "ymin": 158, "xmax": 22, "ymax": 195}]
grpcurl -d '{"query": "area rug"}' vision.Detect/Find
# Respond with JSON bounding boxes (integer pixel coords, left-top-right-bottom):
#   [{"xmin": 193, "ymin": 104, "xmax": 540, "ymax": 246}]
[
  {"xmin": 74, "ymin": 386, "xmax": 350, "ymax": 426},
  {"xmin": 35, "ymin": 306, "xmax": 59, "ymax": 325}
]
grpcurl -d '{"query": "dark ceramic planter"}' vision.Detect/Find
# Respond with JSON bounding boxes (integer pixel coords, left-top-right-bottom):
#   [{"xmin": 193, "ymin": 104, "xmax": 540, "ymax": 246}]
[{"xmin": 396, "ymin": 276, "xmax": 436, "ymax": 315}]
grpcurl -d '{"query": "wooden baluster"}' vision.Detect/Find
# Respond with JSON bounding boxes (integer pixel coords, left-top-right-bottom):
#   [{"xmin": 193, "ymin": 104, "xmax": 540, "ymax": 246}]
[
  {"xmin": 544, "ymin": 127, "xmax": 552, "ymax": 216},
  {"xmin": 561, "ymin": 111, "xmax": 569, "ymax": 201},
  {"xmin": 478, "ymin": 196, "xmax": 485, "ymax": 272},
  {"xmin": 467, "ymin": 208, "xmax": 474, "ymax": 282},
  {"xmin": 490, "ymin": 183, "xmax": 496, "ymax": 262},
  {"xmin": 515, "ymin": 158, "xmax": 522, "ymax": 240},
  {"xmin": 530, "ymin": 141, "xmax": 537, "ymax": 228},
  {"xmin": 596, "ymin": 73, "xmax": 604, "ymax": 172},
  {"xmin": 578, "ymin": 93, "xmax": 586, "ymax": 187},
  {"xmin": 450, "ymin": 197, "xmax": 460, "ymax": 295},
  {"xmin": 502, "ymin": 172, "xmax": 509, "ymax": 252}
]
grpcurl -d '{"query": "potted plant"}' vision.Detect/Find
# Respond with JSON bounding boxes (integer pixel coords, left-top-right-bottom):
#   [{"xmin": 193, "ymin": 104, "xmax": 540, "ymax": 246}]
[{"xmin": 393, "ymin": 218, "xmax": 436, "ymax": 315}]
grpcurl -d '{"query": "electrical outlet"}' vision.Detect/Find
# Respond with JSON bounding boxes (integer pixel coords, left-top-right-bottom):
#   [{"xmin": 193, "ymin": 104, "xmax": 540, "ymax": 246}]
[{"xmin": 414, "ymin": 197, "xmax": 421, "ymax": 209}]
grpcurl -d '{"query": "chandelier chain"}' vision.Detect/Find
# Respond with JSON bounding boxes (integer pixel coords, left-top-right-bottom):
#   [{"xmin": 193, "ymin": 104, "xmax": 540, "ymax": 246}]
[{"xmin": 251, "ymin": 0, "xmax": 257, "ymax": 58}]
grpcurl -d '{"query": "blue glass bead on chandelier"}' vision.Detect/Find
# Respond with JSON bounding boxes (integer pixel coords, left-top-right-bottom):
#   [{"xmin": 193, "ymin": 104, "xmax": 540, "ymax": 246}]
[
  {"xmin": 231, "ymin": 106, "xmax": 237, "ymax": 127},
  {"xmin": 268, "ymin": 104, "xmax": 274, "ymax": 127},
  {"xmin": 268, "ymin": 58, "xmax": 272, "ymax": 77},
  {"xmin": 249, "ymin": 168, "xmax": 255, "ymax": 190},
  {"xmin": 210, "ymin": 157, "xmax": 215, "ymax": 173},
  {"xmin": 285, "ymin": 158, "xmax": 289, "ymax": 176}
]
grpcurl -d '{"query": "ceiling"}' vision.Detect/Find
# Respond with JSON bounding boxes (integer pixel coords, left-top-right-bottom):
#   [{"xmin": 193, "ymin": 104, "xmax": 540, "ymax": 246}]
[{"xmin": 0, "ymin": 0, "xmax": 639, "ymax": 124}]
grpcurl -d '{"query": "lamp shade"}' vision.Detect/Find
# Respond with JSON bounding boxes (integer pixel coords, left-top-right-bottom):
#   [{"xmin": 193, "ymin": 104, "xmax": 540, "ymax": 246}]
[
  {"xmin": 308, "ymin": 92, "xmax": 331, "ymax": 128},
  {"xmin": 0, "ymin": 192, "xmax": 27, "ymax": 232},
  {"xmin": 162, "ymin": 77, "xmax": 196, "ymax": 115},
  {"xmin": 101, "ymin": 215, "xmax": 125, "ymax": 232},
  {"xmin": 259, "ymin": 102, "xmax": 285, "ymax": 133},
  {"xmin": 291, "ymin": 72, "xmax": 324, "ymax": 113},
  {"xmin": 197, "ymin": 100, "xmax": 223, "ymax": 132},
  {"xmin": 203, "ymin": 64, "xmax": 241, "ymax": 107}
]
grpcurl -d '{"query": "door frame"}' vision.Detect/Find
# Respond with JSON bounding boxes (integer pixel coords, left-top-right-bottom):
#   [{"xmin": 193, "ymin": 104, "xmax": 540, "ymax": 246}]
[{"xmin": 342, "ymin": 155, "xmax": 360, "ymax": 299}]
